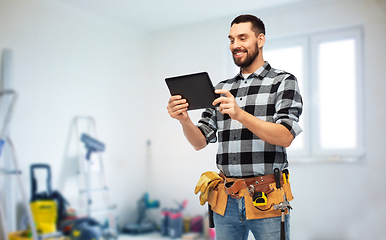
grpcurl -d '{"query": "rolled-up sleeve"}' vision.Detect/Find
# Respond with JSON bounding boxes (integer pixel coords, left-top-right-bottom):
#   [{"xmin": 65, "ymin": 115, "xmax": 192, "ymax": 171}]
[
  {"xmin": 274, "ymin": 74, "xmax": 303, "ymax": 138},
  {"xmin": 197, "ymin": 107, "xmax": 218, "ymax": 143}
]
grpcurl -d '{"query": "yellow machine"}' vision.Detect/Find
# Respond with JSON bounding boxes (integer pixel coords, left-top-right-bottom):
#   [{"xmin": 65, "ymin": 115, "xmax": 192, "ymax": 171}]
[
  {"xmin": 30, "ymin": 200, "xmax": 57, "ymax": 234},
  {"xmin": 30, "ymin": 164, "xmax": 57, "ymax": 235}
]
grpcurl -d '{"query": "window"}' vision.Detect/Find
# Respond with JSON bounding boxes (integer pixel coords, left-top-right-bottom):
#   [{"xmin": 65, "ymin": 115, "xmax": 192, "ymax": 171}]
[
  {"xmin": 227, "ymin": 27, "xmax": 365, "ymax": 161},
  {"xmin": 317, "ymin": 39, "xmax": 357, "ymax": 150},
  {"xmin": 265, "ymin": 27, "xmax": 365, "ymax": 161},
  {"xmin": 263, "ymin": 40, "xmax": 306, "ymax": 153}
]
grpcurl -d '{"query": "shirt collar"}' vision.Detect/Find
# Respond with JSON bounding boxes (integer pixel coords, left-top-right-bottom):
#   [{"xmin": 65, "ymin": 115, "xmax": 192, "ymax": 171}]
[{"xmin": 234, "ymin": 61, "xmax": 271, "ymax": 81}]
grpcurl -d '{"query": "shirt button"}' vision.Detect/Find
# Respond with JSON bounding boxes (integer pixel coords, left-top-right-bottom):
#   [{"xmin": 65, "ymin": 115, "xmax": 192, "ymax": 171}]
[
  {"xmin": 240, "ymin": 98, "xmax": 242, "ymax": 101},
  {"xmin": 244, "ymin": 81, "xmax": 247, "ymax": 84}
]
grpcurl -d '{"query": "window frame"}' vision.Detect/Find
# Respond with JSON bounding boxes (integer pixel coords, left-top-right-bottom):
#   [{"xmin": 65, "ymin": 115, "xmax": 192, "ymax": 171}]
[
  {"xmin": 258, "ymin": 26, "xmax": 365, "ymax": 162},
  {"xmin": 264, "ymin": 37, "xmax": 310, "ymax": 158},
  {"xmin": 309, "ymin": 27, "xmax": 365, "ymax": 160}
]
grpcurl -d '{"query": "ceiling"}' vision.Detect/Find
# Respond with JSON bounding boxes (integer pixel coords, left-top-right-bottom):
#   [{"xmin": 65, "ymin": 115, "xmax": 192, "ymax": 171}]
[{"xmin": 54, "ymin": 0, "xmax": 310, "ymax": 33}]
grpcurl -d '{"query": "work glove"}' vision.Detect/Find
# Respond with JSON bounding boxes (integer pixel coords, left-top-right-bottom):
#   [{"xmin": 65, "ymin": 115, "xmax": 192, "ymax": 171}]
[
  {"xmin": 194, "ymin": 171, "xmax": 222, "ymax": 194},
  {"xmin": 195, "ymin": 171, "xmax": 222, "ymax": 205},
  {"xmin": 199, "ymin": 179, "xmax": 221, "ymax": 205}
]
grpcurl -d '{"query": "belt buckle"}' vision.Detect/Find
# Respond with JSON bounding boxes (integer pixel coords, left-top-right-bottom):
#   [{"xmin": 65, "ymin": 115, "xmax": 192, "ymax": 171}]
[{"xmin": 247, "ymin": 184, "xmax": 255, "ymax": 195}]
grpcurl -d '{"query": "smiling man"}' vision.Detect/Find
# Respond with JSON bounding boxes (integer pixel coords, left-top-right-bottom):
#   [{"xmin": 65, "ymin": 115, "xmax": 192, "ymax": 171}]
[
  {"xmin": 229, "ymin": 19, "xmax": 262, "ymax": 71},
  {"xmin": 167, "ymin": 14, "xmax": 303, "ymax": 240}
]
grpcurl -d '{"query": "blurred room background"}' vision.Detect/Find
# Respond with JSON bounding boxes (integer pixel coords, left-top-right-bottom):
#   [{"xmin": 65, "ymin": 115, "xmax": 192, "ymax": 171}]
[{"xmin": 1, "ymin": 0, "xmax": 385, "ymax": 239}]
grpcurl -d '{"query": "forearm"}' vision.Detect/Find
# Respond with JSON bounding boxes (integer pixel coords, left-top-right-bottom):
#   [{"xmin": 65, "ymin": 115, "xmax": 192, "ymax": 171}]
[
  {"xmin": 180, "ymin": 117, "xmax": 207, "ymax": 151},
  {"xmin": 237, "ymin": 110, "xmax": 294, "ymax": 147}
]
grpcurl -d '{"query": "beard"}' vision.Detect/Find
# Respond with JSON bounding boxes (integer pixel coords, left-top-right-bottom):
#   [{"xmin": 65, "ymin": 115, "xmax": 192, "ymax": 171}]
[{"xmin": 232, "ymin": 42, "xmax": 259, "ymax": 69}]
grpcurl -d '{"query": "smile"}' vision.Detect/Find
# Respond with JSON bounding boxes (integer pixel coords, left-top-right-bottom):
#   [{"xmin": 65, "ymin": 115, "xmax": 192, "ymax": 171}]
[{"xmin": 234, "ymin": 51, "xmax": 246, "ymax": 58}]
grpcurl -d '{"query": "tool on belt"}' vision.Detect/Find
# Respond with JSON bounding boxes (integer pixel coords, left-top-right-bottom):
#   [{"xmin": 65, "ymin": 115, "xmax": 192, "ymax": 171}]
[
  {"xmin": 273, "ymin": 168, "xmax": 292, "ymax": 240},
  {"xmin": 222, "ymin": 172, "xmax": 283, "ymax": 211},
  {"xmin": 252, "ymin": 191, "xmax": 267, "ymax": 207}
]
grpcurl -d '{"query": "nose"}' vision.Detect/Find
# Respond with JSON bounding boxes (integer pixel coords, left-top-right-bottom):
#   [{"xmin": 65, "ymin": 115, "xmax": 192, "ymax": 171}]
[
  {"xmin": 233, "ymin": 39, "xmax": 241, "ymax": 48},
  {"xmin": 231, "ymin": 39, "xmax": 242, "ymax": 52}
]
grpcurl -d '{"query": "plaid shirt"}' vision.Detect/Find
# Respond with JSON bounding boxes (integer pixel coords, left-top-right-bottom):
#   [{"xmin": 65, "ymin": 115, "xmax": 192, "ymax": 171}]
[{"xmin": 197, "ymin": 62, "xmax": 303, "ymax": 178}]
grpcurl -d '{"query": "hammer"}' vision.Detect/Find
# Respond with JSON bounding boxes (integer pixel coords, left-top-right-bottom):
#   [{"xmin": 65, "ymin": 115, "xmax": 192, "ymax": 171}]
[{"xmin": 273, "ymin": 168, "xmax": 292, "ymax": 240}]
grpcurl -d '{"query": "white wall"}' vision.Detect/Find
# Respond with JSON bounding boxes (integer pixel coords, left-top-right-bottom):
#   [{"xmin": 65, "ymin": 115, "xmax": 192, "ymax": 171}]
[
  {"xmin": 0, "ymin": 0, "xmax": 151, "ymax": 227},
  {"xmin": 149, "ymin": 0, "xmax": 386, "ymax": 239},
  {"xmin": 1, "ymin": 0, "xmax": 386, "ymax": 239}
]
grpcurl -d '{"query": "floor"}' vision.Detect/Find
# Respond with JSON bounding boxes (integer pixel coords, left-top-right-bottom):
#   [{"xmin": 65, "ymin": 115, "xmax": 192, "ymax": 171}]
[
  {"xmin": 118, "ymin": 232, "xmax": 208, "ymax": 240},
  {"xmin": 118, "ymin": 231, "xmax": 255, "ymax": 240},
  {"xmin": 118, "ymin": 232, "xmax": 168, "ymax": 239}
]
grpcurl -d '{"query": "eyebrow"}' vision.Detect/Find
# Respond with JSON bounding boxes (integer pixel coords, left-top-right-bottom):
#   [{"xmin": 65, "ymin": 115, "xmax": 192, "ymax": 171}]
[{"xmin": 228, "ymin": 33, "xmax": 248, "ymax": 39}]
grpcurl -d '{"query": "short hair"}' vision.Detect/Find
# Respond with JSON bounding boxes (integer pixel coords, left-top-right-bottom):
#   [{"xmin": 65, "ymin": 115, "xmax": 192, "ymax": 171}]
[{"xmin": 231, "ymin": 14, "xmax": 266, "ymax": 36}]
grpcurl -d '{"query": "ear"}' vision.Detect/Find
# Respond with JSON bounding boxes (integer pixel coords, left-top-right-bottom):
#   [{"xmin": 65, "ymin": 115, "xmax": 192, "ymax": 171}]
[{"xmin": 257, "ymin": 33, "xmax": 265, "ymax": 49}]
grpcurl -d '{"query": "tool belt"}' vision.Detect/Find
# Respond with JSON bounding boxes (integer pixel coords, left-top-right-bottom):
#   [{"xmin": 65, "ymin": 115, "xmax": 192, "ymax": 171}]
[
  {"xmin": 207, "ymin": 171, "xmax": 294, "ymax": 220},
  {"xmin": 221, "ymin": 172, "xmax": 284, "ymax": 199}
]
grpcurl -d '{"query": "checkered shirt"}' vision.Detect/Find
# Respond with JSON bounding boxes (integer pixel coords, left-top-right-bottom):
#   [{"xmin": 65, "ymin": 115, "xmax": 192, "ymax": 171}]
[{"xmin": 197, "ymin": 62, "xmax": 303, "ymax": 178}]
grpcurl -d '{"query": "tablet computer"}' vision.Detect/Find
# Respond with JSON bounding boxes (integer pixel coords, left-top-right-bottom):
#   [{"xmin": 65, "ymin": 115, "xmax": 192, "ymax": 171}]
[{"xmin": 165, "ymin": 72, "xmax": 218, "ymax": 110}]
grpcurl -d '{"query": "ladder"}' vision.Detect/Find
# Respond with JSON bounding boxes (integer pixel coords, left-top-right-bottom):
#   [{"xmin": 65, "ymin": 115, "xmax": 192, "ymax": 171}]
[
  {"xmin": 0, "ymin": 90, "xmax": 38, "ymax": 240},
  {"xmin": 74, "ymin": 116, "xmax": 117, "ymax": 238}
]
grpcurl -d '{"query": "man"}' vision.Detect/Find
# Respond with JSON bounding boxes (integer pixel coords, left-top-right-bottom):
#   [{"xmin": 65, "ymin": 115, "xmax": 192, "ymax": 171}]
[{"xmin": 167, "ymin": 14, "xmax": 302, "ymax": 240}]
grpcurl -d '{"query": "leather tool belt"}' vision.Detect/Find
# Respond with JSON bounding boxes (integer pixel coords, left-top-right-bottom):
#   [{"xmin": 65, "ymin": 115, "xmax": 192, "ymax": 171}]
[
  {"xmin": 207, "ymin": 171, "xmax": 293, "ymax": 220},
  {"xmin": 220, "ymin": 172, "xmax": 284, "ymax": 199}
]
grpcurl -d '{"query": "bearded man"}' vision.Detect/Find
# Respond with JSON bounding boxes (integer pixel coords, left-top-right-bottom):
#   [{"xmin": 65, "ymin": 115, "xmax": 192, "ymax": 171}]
[{"xmin": 167, "ymin": 14, "xmax": 303, "ymax": 240}]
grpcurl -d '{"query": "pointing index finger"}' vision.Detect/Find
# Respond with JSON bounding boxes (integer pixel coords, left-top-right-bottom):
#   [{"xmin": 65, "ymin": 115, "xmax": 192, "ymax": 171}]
[
  {"xmin": 215, "ymin": 89, "xmax": 232, "ymax": 98},
  {"xmin": 213, "ymin": 89, "xmax": 233, "ymax": 106}
]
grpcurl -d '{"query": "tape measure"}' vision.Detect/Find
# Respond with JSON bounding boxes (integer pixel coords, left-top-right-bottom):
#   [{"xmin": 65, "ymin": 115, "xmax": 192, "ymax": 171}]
[{"xmin": 252, "ymin": 191, "xmax": 267, "ymax": 207}]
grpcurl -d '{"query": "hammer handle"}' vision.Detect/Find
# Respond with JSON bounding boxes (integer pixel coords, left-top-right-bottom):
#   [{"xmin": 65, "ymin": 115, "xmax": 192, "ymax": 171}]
[
  {"xmin": 208, "ymin": 204, "xmax": 215, "ymax": 228},
  {"xmin": 281, "ymin": 217, "xmax": 285, "ymax": 240},
  {"xmin": 274, "ymin": 168, "xmax": 281, "ymax": 189}
]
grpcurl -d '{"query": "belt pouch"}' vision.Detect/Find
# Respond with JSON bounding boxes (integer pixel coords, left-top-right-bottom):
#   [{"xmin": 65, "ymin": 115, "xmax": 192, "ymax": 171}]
[{"xmin": 208, "ymin": 184, "xmax": 227, "ymax": 216}]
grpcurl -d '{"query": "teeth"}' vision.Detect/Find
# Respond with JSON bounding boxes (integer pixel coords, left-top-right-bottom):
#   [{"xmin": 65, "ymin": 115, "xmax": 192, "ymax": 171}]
[{"xmin": 236, "ymin": 52, "xmax": 244, "ymax": 56}]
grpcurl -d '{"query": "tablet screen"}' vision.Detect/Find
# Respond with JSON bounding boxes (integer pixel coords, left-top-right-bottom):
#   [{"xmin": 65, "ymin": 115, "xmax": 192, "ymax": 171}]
[{"xmin": 165, "ymin": 72, "xmax": 218, "ymax": 110}]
